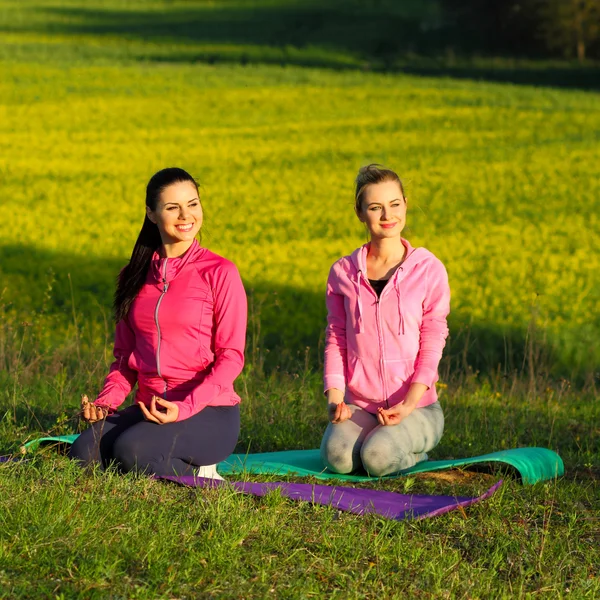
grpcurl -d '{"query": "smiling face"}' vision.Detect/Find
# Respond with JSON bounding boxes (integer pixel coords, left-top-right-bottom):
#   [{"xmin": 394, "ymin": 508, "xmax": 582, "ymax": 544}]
[
  {"xmin": 146, "ymin": 180, "xmax": 203, "ymax": 247},
  {"xmin": 357, "ymin": 179, "xmax": 407, "ymax": 239}
]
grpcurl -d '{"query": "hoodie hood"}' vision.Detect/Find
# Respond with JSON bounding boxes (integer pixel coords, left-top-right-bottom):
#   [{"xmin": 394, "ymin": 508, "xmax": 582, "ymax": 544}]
[
  {"xmin": 349, "ymin": 238, "xmax": 425, "ymax": 278},
  {"xmin": 348, "ymin": 238, "xmax": 428, "ymax": 335}
]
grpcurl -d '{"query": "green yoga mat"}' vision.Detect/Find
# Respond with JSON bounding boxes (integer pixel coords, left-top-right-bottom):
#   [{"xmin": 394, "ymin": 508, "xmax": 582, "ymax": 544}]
[
  {"xmin": 220, "ymin": 447, "xmax": 564, "ymax": 485},
  {"xmin": 21, "ymin": 435, "xmax": 563, "ymax": 485},
  {"xmin": 21, "ymin": 434, "xmax": 79, "ymax": 453}
]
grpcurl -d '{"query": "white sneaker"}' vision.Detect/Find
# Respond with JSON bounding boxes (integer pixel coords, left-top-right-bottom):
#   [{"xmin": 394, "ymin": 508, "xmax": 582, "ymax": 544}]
[{"xmin": 195, "ymin": 464, "xmax": 224, "ymax": 480}]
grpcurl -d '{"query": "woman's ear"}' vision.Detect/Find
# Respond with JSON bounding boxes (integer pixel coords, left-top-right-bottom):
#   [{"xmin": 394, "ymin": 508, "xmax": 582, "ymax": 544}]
[
  {"xmin": 355, "ymin": 205, "xmax": 365, "ymax": 223},
  {"xmin": 146, "ymin": 205, "xmax": 157, "ymax": 224}
]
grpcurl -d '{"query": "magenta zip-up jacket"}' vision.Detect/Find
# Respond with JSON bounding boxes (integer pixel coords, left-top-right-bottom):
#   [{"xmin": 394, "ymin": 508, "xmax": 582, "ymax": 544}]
[
  {"xmin": 95, "ymin": 240, "xmax": 247, "ymax": 421},
  {"xmin": 324, "ymin": 239, "xmax": 450, "ymax": 413}
]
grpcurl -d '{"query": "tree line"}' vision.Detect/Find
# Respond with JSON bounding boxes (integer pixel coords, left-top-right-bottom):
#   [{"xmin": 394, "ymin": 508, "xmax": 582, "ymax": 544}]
[{"xmin": 442, "ymin": 0, "xmax": 600, "ymax": 61}]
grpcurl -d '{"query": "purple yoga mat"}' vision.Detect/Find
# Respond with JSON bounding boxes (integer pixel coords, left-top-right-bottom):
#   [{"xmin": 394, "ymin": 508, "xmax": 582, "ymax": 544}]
[
  {"xmin": 159, "ymin": 476, "xmax": 503, "ymax": 521},
  {"xmin": 1, "ymin": 453, "xmax": 501, "ymax": 520}
]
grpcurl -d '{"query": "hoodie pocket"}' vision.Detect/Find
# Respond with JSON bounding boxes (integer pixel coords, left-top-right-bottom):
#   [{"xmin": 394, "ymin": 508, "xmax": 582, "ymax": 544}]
[
  {"xmin": 385, "ymin": 358, "xmax": 415, "ymax": 405},
  {"xmin": 346, "ymin": 355, "xmax": 384, "ymax": 402}
]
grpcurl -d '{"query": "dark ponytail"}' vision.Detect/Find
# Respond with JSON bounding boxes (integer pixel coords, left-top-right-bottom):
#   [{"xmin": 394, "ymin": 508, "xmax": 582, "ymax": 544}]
[{"xmin": 113, "ymin": 167, "xmax": 199, "ymax": 322}]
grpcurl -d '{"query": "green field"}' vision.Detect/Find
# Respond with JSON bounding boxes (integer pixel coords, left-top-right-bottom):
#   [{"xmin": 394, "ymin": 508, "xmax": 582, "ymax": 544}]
[
  {"xmin": 1, "ymin": 0, "xmax": 600, "ymax": 376},
  {"xmin": 0, "ymin": 1, "xmax": 599, "ymax": 598}
]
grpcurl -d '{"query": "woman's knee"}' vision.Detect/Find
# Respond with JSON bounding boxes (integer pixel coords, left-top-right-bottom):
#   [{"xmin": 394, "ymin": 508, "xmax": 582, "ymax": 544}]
[
  {"xmin": 417, "ymin": 403, "xmax": 445, "ymax": 451},
  {"xmin": 320, "ymin": 427, "xmax": 356, "ymax": 474},
  {"xmin": 361, "ymin": 432, "xmax": 412, "ymax": 476},
  {"xmin": 69, "ymin": 428, "xmax": 101, "ymax": 466},
  {"xmin": 112, "ymin": 432, "xmax": 152, "ymax": 474},
  {"xmin": 360, "ymin": 447, "xmax": 395, "ymax": 477},
  {"xmin": 320, "ymin": 405, "xmax": 379, "ymax": 474}
]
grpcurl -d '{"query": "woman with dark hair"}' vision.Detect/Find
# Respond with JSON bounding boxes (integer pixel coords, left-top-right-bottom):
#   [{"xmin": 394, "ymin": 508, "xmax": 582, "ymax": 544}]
[
  {"xmin": 320, "ymin": 164, "xmax": 450, "ymax": 477},
  {"xmin": 69, "ymin": 168, "xmax": 247, "ymax": 478}
]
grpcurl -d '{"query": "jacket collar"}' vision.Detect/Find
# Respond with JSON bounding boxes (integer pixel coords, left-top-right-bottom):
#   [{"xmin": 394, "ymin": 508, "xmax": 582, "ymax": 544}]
[{"xmin": 150, "ymin": 239, "xmax": 205, "ymax": 283}]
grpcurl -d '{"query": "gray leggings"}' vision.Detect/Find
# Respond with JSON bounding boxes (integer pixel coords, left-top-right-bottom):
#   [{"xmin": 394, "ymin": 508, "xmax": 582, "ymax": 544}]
[{"xmin": 320, "ymin": 402, "xmax": 444, "ymax": 477}]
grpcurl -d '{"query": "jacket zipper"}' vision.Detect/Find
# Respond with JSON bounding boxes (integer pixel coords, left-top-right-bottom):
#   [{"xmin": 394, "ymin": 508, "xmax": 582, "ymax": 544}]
[
  {"xmin": 362, "ymin": 271, "xmax": 387, "ymax": 406},
  {"xmin": 154, "ymin": 258, "xmax": 169, "ymax": 399},
  {"xmin": 370, "ymin": 267, "xmax": 403, "ymax": 409}
]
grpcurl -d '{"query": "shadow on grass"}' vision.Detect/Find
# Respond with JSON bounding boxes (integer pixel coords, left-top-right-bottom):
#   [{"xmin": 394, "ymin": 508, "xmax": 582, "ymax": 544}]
[
  {"xmin": 0, "ymin": 243, "xmax": 587, "ymax": 382},
  {"xmin": 3, "ymin": 0, "xmax": 600, "ymax": 90}
]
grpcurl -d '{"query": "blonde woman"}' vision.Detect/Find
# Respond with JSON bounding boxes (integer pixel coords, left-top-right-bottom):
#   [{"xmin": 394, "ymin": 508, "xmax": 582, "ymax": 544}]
[{"xmin": 321, "ymin": 165, "xmax": 450, "ymax": 476}]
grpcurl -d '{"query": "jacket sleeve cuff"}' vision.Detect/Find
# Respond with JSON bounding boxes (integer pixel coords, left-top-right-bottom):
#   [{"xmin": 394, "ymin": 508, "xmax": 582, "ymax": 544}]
[
  {"xmin": 93, "ymin": 398, "xmax": 120, "ymax": 413},
  {"xmin": 323, "ymin": 375, "xmax": 346, "ymax": 395},
  {"xmin": 412, "ymin": 367, "xmax": 438, "ymax": 389}
]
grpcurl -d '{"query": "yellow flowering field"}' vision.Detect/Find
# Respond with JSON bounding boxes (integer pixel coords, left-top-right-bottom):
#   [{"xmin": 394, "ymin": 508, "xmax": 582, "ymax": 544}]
[{"xmin": 0, "ymin": 1, "xmax": 598, "ymax": 377}]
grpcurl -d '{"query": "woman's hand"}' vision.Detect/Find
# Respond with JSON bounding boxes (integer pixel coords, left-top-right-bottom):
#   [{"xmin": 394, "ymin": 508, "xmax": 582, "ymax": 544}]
[
  {"xmin": 326, "ymin": 388, "xmax": 351, "ymax": 424},
  {"xmin": 377, "ymin": 402, "xmax": 414, "ymax": 426},
  {"xmin": 328, "ymin": 401, "xmax": 352, "ymax": 424},
  {"xmin": 80, "ymin": 395, "xmax": 109, "ymax": 423},
  {"xmin": 378, "ymin": 383, "xmax": 429, "ymax": 426},
  {"xmin": 138, "ymin": 396, "xmax": 179, "ymax": 424}
]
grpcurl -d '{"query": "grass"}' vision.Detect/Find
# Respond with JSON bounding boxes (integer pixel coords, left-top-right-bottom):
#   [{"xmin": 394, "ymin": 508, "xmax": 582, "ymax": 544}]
[
  {"xmin": 1, "ymin": 340, "xmax": 599, "ymax": 598},
  {"xmin": 0, "ymin": 460, "xmax": 597, "ymax": 598},
  {"xmin": 0, "ymin": 1, "xmax": 599, "ymax": 597},
  {"xmin": 1, "ymin": 309, "xmax": 599, "ymax": 597}
]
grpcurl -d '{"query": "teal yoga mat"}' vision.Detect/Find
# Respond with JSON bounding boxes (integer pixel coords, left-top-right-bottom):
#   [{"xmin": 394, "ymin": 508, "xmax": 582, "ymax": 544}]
[
  {"xmin": 220, "ymin": 447, "xmax": 563, "ymax": 485},
  {"xmin": 21, "ymin": 434, "xmax": 79, "ymax": 452},
  {"xmin": 21, "ymin": 435, "xmax": 563, "ymax": 485}
]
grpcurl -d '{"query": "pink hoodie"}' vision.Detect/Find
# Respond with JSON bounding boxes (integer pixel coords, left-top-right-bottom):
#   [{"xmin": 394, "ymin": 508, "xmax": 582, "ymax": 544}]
[
  {"xmin": 95, "ymin": 240, "xmax": 247, "ymax": 421},
  {"xmin": 324, "ymin": 239, "xmax": 450, "ymax": 413}
]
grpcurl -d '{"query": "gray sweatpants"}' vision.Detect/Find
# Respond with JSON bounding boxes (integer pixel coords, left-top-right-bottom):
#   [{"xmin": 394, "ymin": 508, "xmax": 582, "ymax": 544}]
[{"xmin": 320, "ymin": 402, "xmax": 444, "ymax": 476}]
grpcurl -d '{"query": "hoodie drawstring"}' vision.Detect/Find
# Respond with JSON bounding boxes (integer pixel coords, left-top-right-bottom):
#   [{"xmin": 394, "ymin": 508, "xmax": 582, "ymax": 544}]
[
  {"xmin": 396, "ymin": 273, "xmax": 405, "ymax": 336},
  {"xmin": 355, "ymin": 271, "xmax": 365, "ymax": 333}
]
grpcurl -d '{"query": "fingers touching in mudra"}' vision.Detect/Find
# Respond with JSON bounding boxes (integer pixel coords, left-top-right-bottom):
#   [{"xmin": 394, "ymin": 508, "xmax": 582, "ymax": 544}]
[
  {"xmin": 328, "ymin": 402, "xmax": 412, "ymax": 426},
  {"xmin": 138, "ymin": 396, "xmax": 179, "ymax": 424},
  {"xmin": 80, "ymin": 395, "xmax": 109, "ymax": 423},
  {"xmin": 377, "ymin": 402, "xmax": 413, "ymax": 426},
  {"xmin": 81, "ymin": 395, "xmax": 179, "ymax": 425},
  {"xmin": 328, "ymin": 401, "xmax": 352, "ymax": 424}
]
